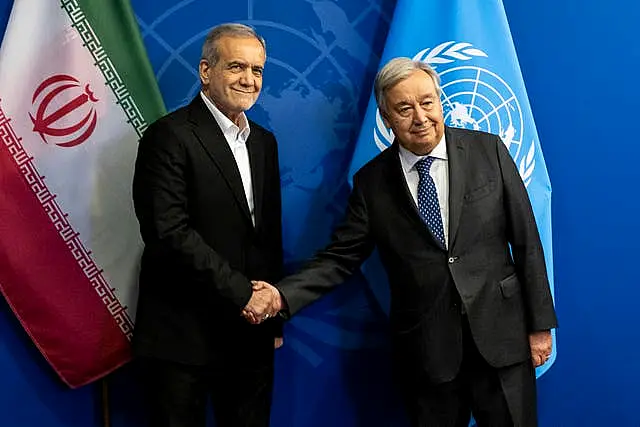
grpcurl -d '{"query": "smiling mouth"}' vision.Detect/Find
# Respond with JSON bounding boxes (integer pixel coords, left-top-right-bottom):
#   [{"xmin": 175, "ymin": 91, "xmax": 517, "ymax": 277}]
[{"xmin": 412, "ymin": 127, "xmax": 432, "ymax": 135}]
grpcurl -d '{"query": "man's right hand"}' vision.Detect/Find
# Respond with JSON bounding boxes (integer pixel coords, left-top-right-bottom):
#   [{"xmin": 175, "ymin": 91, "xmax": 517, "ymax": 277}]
[{"xmin": 241, "ymin": 280, "xmax": 282, "ymax": 324}]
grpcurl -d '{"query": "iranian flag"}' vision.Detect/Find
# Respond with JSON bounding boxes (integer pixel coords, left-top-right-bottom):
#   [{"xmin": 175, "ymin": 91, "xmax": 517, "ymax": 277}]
[{"xmin": 0, "ymin": 0, "xmax": 165, "ymax": 387}]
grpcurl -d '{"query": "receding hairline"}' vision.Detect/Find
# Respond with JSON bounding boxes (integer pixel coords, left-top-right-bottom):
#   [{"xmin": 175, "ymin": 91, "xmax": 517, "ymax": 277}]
[
  {"xmin": 208, "ymin": 34, "xmax": 266, "ymax": 58},
  {"xmin": 201, "ymin": 23, "xmax": 266, "ymax": 65}
]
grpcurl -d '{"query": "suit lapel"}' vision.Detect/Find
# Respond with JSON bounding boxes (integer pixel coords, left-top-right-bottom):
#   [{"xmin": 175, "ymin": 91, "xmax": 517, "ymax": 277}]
[
  {"xmin": 187, "ymin": 96, "xmax": 253, "ymax": 223},
  {"xmin": 247, "ymin": 128, "xmax": 265, "ymax": 229},
  {"xmin": 446, "ymin": 126, "xmax": 467, "ymax": 250}
]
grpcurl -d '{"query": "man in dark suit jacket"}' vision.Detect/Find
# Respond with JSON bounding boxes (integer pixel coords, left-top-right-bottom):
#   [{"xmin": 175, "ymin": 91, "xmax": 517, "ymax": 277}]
[
  {"xmin": 132, "ymin": 23, "xmax": 284, "ymax": 427},
  {"xmin": 248, "ymin": 58, "xmax": 557, "ymax": 426}
]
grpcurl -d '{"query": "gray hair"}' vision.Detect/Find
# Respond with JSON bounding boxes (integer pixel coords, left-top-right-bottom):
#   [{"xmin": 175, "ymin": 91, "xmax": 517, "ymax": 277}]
[
  {"xmin": 374, "ymin": 57, "xmax": 442, "ymax": 114},
  {"xmin": 201, "ymin": 23, "xmax": 266, "ymax": 66}
]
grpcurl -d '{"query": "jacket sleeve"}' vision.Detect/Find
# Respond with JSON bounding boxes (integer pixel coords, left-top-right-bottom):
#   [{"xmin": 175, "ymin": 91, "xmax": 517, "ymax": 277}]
[
  {"xmin": 497, "ymin": 137, "xmax": 558, "ymax": 331},
  {"xmin": 277, "ymin": 173, "xmax": 376, "ymax": 316},
  {"xmin": 132, "ymin": 119, "xmax": 252, "ymax": 311}
]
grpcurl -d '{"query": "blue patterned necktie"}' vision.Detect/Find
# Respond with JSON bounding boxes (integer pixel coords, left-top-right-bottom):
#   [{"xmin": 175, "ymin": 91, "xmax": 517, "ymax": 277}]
[{"xmin": 415, "ymin": 157, "xmax": 446, "ymax": 248}]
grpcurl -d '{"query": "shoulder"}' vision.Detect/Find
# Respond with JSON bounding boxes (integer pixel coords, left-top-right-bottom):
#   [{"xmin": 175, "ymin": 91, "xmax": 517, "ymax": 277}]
[
  {"xmin": 448, "ymin": 126, "xmax": 499, "ymax": 146},
  {"xmin": 144, "ymin": 104, "xmax": 190, "ymax": 137},
  {"xmin": 353, "ymin": 145, "xmax": 396, "ymax": 184},
  {"xmin": 248, "ymin": 118, "xmax": 279, "ymax": 157},
  {"xmin": 447, "ymin": 126, "xmax": 503, "ymax": 159},
  {"xmin": 137, "ymin": 106, "xmax": 194, "ymax": 159},
  {"xmin": 248, "ymin": 118, "xmax": 276, "ymax": 141}
]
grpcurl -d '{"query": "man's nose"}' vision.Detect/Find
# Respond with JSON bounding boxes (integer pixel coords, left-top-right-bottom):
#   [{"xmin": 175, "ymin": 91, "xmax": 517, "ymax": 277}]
[
  {"xmin": 239, "ymin": 69, "xmax": 255, "ymax": 86},
  {"xmin": 412, "ymin": 107, "xmax": 428, "ymax": 124}
]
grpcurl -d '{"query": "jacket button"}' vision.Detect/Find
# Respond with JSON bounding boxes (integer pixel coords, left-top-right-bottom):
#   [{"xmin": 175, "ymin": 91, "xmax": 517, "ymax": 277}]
[{"xmin": 448, "ymin": 256, "xmax": 458, "ymax": 264}]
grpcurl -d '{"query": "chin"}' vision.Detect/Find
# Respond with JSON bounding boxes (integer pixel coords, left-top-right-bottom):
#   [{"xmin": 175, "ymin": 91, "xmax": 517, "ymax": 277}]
[
  {"xmin": 228, "ymin": 102, "xmax": 249, "ymax": 111},
  {"xmin": 412, "ymin": 141, "xmax": 437, "ymax": 154},
  {"xmin": 238, "ymin": 98, "xmax": 257, "ymax": 108}
]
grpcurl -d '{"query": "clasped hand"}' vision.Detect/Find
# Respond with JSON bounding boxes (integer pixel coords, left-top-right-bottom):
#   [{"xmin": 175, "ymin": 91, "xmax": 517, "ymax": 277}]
[{"xmin": 242, "ymin": 280, "xmax": 282, "ymax": 324}]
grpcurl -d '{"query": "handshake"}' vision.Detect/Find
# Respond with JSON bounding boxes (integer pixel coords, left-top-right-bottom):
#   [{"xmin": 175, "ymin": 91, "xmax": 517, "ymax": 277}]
[{"xmin": 242, "ymin": 280, "xmax": 283, "ymax": 324}]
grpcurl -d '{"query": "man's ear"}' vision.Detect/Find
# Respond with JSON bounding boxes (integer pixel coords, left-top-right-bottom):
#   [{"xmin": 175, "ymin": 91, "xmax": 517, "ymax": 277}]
[{"xmin": 199, "ymin": 59, "xmax": 210, "ymax": 85}]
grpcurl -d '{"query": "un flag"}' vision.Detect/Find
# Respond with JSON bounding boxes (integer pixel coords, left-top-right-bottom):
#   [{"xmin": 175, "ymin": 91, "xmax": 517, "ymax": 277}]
[{"xmin": 351, "ymin": 0, "xmax": 556, "ymax": 378}]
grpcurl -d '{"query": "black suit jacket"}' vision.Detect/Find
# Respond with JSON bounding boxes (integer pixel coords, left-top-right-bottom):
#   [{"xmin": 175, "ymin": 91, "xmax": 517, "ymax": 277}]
[
  {"xmin": 132, "ymin": 96, "xmax": 284, "ymax": 367},
  {"xmin": 278, "ymin": 126, "xmax": 557, "ymax": 384}
]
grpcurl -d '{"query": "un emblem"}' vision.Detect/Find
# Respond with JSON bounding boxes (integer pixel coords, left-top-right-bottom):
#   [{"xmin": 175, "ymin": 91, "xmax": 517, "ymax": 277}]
[{"xmin": 374, "ymin": 41, "xmax": 536, "ymax": 187}]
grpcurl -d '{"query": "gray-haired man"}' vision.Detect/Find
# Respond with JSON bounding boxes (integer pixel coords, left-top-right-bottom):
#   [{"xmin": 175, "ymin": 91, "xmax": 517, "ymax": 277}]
[{"xmin": 133, "ymin": 23, "xmax": 284, "ymax": 427}]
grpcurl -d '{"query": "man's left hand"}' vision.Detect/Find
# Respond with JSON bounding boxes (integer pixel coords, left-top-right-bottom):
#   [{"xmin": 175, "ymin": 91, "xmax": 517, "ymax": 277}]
[{"xmin": 529, "ymin": 330, "xmax": 552, "ymax": 367}]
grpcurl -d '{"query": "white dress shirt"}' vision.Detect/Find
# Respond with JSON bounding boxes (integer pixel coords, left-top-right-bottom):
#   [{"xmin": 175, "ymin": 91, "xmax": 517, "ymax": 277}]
[
  {"xmin": 200, "ymin": 92, "xmax": 255, "ymax": 225},
  {"xmin": 398, "ymin": 135, "xmax": 450, "ymax": 248}
]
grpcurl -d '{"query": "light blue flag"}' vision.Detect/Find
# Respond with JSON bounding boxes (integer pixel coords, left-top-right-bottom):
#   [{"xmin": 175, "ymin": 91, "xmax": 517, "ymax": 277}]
[{"xmin": 350, "ymin": 0, "xmax": 556, "ymax": 377}]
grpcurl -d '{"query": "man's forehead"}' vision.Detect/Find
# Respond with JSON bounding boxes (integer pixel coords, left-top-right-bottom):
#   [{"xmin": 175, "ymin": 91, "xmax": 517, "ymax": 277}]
[{"xmin": 387, "ymin": 84, "xmax": 438, "ymax": 103}]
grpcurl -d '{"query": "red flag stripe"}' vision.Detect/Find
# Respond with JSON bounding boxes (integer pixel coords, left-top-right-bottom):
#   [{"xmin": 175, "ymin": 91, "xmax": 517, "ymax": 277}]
[{"xmin": 0, "ymin": 104, "xmax": 131, "ymax": 388}]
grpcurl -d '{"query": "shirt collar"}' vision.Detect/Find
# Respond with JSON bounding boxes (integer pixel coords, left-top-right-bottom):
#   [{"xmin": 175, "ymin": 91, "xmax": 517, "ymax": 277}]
[
  {"xmin": 398, "ymin": 133, "xmax": 448, "ymax": 174},
  {"xmin": 200, "ymin": 91, "xmax": 250, "ymax": 143}
]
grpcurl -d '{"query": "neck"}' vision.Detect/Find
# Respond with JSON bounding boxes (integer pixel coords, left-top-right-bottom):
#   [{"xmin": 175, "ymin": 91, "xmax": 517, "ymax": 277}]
[{"xmin": 225, "ymin": 111, "xmax": 242, "ymax": 126}]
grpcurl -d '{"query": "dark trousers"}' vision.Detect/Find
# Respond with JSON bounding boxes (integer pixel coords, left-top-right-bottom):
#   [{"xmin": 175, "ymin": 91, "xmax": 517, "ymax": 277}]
[
  {"xmin": 402, "ymin": 319, "xmax": 537, "ymax": 427},
  {"xmin": 138, "ymin": 356, "xmax": 274, "ymax": 427}
]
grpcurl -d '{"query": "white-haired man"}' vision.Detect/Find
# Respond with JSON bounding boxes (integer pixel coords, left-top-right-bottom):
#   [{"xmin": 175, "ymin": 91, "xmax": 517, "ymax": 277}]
[{"xmin": 249, "ymin": 57, "xmax": 557, "ymax": 426}]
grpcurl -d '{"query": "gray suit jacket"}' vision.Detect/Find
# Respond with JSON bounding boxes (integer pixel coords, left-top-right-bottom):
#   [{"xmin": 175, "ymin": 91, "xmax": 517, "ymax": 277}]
[{"xmin": 278, "ymin": 126, "xmax": 557, "ymax": 384}]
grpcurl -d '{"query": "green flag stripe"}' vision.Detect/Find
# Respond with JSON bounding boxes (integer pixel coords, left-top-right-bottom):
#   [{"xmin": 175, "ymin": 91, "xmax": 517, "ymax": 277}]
[{"xmin": 62, "ymin": 0, "xmax": 166, "ymax": 132}]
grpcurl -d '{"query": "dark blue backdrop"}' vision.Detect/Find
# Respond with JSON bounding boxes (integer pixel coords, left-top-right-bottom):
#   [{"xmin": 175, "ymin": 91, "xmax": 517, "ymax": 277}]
[{"xmin": 0, "ymin": 1, "xmax": 638, "ymax": 426}]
